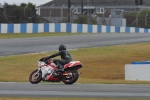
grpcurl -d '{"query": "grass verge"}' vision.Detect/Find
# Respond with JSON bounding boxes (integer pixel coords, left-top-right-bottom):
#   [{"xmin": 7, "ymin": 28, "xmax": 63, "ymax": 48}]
[
  {"xmin": 0, "ymin": 42, "xmax": 150, "ymax": 84},
  {"xmin": 0, "ymin": 32, "xmax": 85, "ymax": 39}
]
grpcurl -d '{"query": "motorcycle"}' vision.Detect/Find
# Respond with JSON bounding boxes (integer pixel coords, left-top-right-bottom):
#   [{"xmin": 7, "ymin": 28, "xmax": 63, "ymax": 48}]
[{"xmin": 29, "ymin": 57, "xmax": 82, "ymax": 84}]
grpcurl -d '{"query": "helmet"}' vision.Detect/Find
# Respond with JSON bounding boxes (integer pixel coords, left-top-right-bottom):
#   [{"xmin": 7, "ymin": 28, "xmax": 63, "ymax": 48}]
[{"xmin": 59, "ymin": 44, "xmax": 66, "ymax": 51}]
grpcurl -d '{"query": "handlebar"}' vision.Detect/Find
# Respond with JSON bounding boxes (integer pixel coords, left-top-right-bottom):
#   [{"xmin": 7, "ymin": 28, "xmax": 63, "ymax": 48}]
[{"xmin": 39, "ymin": 57, "xmax": 52, "ymax": 64}]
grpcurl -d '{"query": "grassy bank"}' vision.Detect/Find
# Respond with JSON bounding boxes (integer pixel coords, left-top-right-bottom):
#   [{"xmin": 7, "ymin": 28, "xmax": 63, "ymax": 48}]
[
  {"xmin": 0, "ymin": 33, "xmax": 84, "ymax": 39},
  {"xmin": 0, "ymin": 42, "xmax": 150, "ymax": 84}
]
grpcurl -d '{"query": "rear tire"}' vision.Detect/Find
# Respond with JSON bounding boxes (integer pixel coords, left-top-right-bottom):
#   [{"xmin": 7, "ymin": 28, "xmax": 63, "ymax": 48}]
[
  {"xmin": 62, "ymin": 70, "xmax": 79, "ymax": 85},
  {"xmin": 29, "ymin": 69, "xmax": 42, "ymax": 84}
]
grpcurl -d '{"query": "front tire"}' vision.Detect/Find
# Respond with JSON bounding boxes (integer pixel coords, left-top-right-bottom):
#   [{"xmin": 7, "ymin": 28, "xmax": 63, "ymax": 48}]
[
  {"xmin": 29, "ymin": 69, "xmax": 42, "ymax": 84},
  {"xmin": 62, "ymin": 70, "xmax": 79, "ymax": 85}
]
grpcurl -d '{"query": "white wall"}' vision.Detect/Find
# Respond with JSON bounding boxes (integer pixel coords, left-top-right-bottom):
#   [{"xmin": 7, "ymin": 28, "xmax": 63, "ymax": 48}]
[{"xmin": 125, "ymin": 64, "xmax": 150, "ymax": 81}]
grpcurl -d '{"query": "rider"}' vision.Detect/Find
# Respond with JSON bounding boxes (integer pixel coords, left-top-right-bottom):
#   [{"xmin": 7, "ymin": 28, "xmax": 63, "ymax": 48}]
[{"xmin": 44, "ymin": 44, "xmax": 72, "ymax": 72}]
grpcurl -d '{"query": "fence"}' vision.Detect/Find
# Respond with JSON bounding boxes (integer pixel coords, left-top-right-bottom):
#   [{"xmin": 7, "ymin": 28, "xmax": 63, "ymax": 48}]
[{"xmin": 0, "ymin": 23, "xmax": 150, "ymax": 34}]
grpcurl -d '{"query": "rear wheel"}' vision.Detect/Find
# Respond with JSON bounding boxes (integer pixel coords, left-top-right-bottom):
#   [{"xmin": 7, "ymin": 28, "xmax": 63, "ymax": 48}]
[
  {"xmin": 62, "ymin": 70, "xmax": 79, "ymax": 84},
  {"xmin": 29, "ymin": 69, "xmax": 42, "ymax": 84}
]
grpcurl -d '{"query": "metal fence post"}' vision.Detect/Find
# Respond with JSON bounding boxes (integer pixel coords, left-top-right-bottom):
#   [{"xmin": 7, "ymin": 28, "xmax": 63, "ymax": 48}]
[
  {"xmin": 49, "ymin": 4, "xmax": 54, "ymax": 22},
  {"xmin": 61, "ymin": 4, "xmax": 65, "ymax": 22},
  {"xmin": 145, "ymin": 13, "xmax": 149, "ymax": 26},
  {"xmin": 136, "ymin": 11, "xmax": 141, "ymax": 26}
]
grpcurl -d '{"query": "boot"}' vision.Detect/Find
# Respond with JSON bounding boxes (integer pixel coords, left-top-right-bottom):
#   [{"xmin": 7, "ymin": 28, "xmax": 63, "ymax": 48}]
[
  {"xmin": 59, "ymin": 66, "xmax": 64, "ymax": 72},
  {"xmin": 56, "ymin": 63, "xmax": 64, "ymax": 72}
]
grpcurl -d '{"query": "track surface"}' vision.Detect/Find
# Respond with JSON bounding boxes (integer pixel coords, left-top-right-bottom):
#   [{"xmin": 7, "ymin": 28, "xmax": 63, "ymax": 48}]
[
  {"xmin": 1, "ymin": 33, "xmax": 150, "ymax": 98},
  {"xmin": 1, "ymin": 33, "xmax": 150, "ymax": 56},
  {"xmin": 0, "ymin": 82, "xmax": 150, "ymax": 98}
]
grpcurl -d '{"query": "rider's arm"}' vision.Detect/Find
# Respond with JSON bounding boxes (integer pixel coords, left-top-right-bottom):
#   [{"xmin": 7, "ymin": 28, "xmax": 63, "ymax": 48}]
[{"xmin": 46, "ymin": 51, "xmax": 62, "ymax": 59}]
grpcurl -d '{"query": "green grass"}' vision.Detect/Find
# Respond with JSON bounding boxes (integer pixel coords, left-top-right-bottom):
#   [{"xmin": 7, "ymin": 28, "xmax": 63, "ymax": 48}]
[
  {"xmin": 0, "ymin": 42, "xmax": 150, "ymax": 84},
  {"xmin": 0, "ymin": 32, "xmax": 85, "ymax": 39}
]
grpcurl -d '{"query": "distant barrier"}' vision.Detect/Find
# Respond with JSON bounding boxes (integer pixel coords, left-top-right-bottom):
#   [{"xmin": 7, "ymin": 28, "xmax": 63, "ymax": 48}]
[{"xmin": 0, "ymin": 23, "xmax": 150, "ymax": 34}]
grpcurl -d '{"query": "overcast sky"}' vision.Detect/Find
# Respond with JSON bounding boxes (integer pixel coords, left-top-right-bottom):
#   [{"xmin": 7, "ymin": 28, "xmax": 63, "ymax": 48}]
[{"xmin": 0, "ymin": 0, "xmax": 52, "ymax": 6}]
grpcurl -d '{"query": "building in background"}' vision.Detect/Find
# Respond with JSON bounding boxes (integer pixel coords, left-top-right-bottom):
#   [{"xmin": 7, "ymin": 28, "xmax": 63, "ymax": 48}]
[
  {"xmin": 0, "ymin": 0, "xmax": 150, "ymax": 27},
  {"xmin": 37, "ymin": 0, "xmax": 150, "ymax": 26}
]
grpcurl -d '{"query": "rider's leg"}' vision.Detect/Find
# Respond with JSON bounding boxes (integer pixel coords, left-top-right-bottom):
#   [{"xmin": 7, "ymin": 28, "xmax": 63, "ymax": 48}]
[{"xmin": 54, "ymin": 59, "xmax": 69, "ymax": 71}]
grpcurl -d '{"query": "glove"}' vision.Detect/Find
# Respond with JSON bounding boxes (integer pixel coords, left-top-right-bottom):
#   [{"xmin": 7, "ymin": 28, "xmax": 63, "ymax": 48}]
[
  {"xmin": 39, "ymin": 56, "xmax": 48, "ymax": 62},
  {"xmin": 43, "ymin": 57, "xmax": 49, "ymax": 61}
]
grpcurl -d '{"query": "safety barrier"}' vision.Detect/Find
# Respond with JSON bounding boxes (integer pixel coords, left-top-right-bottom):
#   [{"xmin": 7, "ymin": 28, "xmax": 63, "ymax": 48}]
[
  {"xmin": 0, "ymin": 23, "xmax": 150, "ymax": 34},
  {"xmin": 125, "ymin": 61, "xmax": 150, "ymax": 81}
]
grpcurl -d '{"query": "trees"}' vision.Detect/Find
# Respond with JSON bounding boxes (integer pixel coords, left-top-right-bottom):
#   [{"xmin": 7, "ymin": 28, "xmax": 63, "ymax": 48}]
[
  {"xmin": 124, "ymin": 10, "xmax": 150, "ymax": 28},
  {"xmin": 1, "ymin": 3, "xmax": 38, "ymax": 23},
  {"xmin": 73, "ymin": 15, "xmax": 97, "ymax": 24}
]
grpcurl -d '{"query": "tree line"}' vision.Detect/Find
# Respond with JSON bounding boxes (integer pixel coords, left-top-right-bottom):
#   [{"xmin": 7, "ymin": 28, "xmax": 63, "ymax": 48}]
[
  {"xmin": 0, "ymin": 3, "xmax": 42, "ymax": 23},
  {"xmin": 124, "ymin": 10, "xmax": 150, "ymax": 28}
]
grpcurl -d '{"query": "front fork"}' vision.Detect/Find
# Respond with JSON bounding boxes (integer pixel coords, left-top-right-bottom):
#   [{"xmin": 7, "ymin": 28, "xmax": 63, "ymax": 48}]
[
  {"xmin": 32, "ymin": 68, "xmax": 41, "ymax": 80},
  {"xmin": 35, "ymin": 68, "xmax": 42, "ymax": 78},
  {"xmin": 35, "ymin": 68, "xmax": 41, "ymax": 74}
]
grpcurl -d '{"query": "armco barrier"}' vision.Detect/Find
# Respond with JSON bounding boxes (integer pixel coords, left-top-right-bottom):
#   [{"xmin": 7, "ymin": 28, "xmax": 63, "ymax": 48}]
[{"xmin": 0, "ymin": 23, "xmax": 150, "ymax": 34}]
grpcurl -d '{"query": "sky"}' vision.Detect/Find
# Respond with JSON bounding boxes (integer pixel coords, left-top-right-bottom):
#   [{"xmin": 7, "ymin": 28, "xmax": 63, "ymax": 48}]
[{"xmin": 0, "ymin": 0, "xmax": 52, "ymax": 6}]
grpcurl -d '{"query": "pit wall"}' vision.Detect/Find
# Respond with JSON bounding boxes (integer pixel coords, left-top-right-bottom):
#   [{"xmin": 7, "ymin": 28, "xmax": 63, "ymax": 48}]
[{"xmin": 0, "ymin": 23, "xmax": 150, "ymax": 34}]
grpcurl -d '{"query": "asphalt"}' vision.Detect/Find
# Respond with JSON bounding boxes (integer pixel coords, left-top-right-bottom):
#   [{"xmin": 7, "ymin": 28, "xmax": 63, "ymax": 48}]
[
  {"xmin": 0, "ymin": 82, "xmax": 150, "ymax": 98},
  {"xmin": 1, "ymin": 33, "xmax": 150, "ymax": 56}
]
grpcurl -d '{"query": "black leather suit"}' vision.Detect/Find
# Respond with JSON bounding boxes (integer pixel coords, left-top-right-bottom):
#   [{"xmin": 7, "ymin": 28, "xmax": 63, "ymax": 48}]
[{"xmin": 46, "ymin": 50, "xmax": 72, "ymax": 68}]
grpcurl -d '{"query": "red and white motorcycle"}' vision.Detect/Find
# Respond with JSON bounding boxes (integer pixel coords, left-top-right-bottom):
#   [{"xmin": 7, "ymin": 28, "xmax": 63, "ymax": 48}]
[{"xmin": 29, "ymin": 57, "xmax": 82, "ymax": 84}]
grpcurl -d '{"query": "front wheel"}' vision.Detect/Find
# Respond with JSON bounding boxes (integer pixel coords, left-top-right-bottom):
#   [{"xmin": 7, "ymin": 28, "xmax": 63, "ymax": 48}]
[
  {"xmin": 29, "ymin": 69, "xmax": 42, "ymax": 84},
  {"xmin": 62, "ymin": 70, "xmax": 79, "ymax": 85}
]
